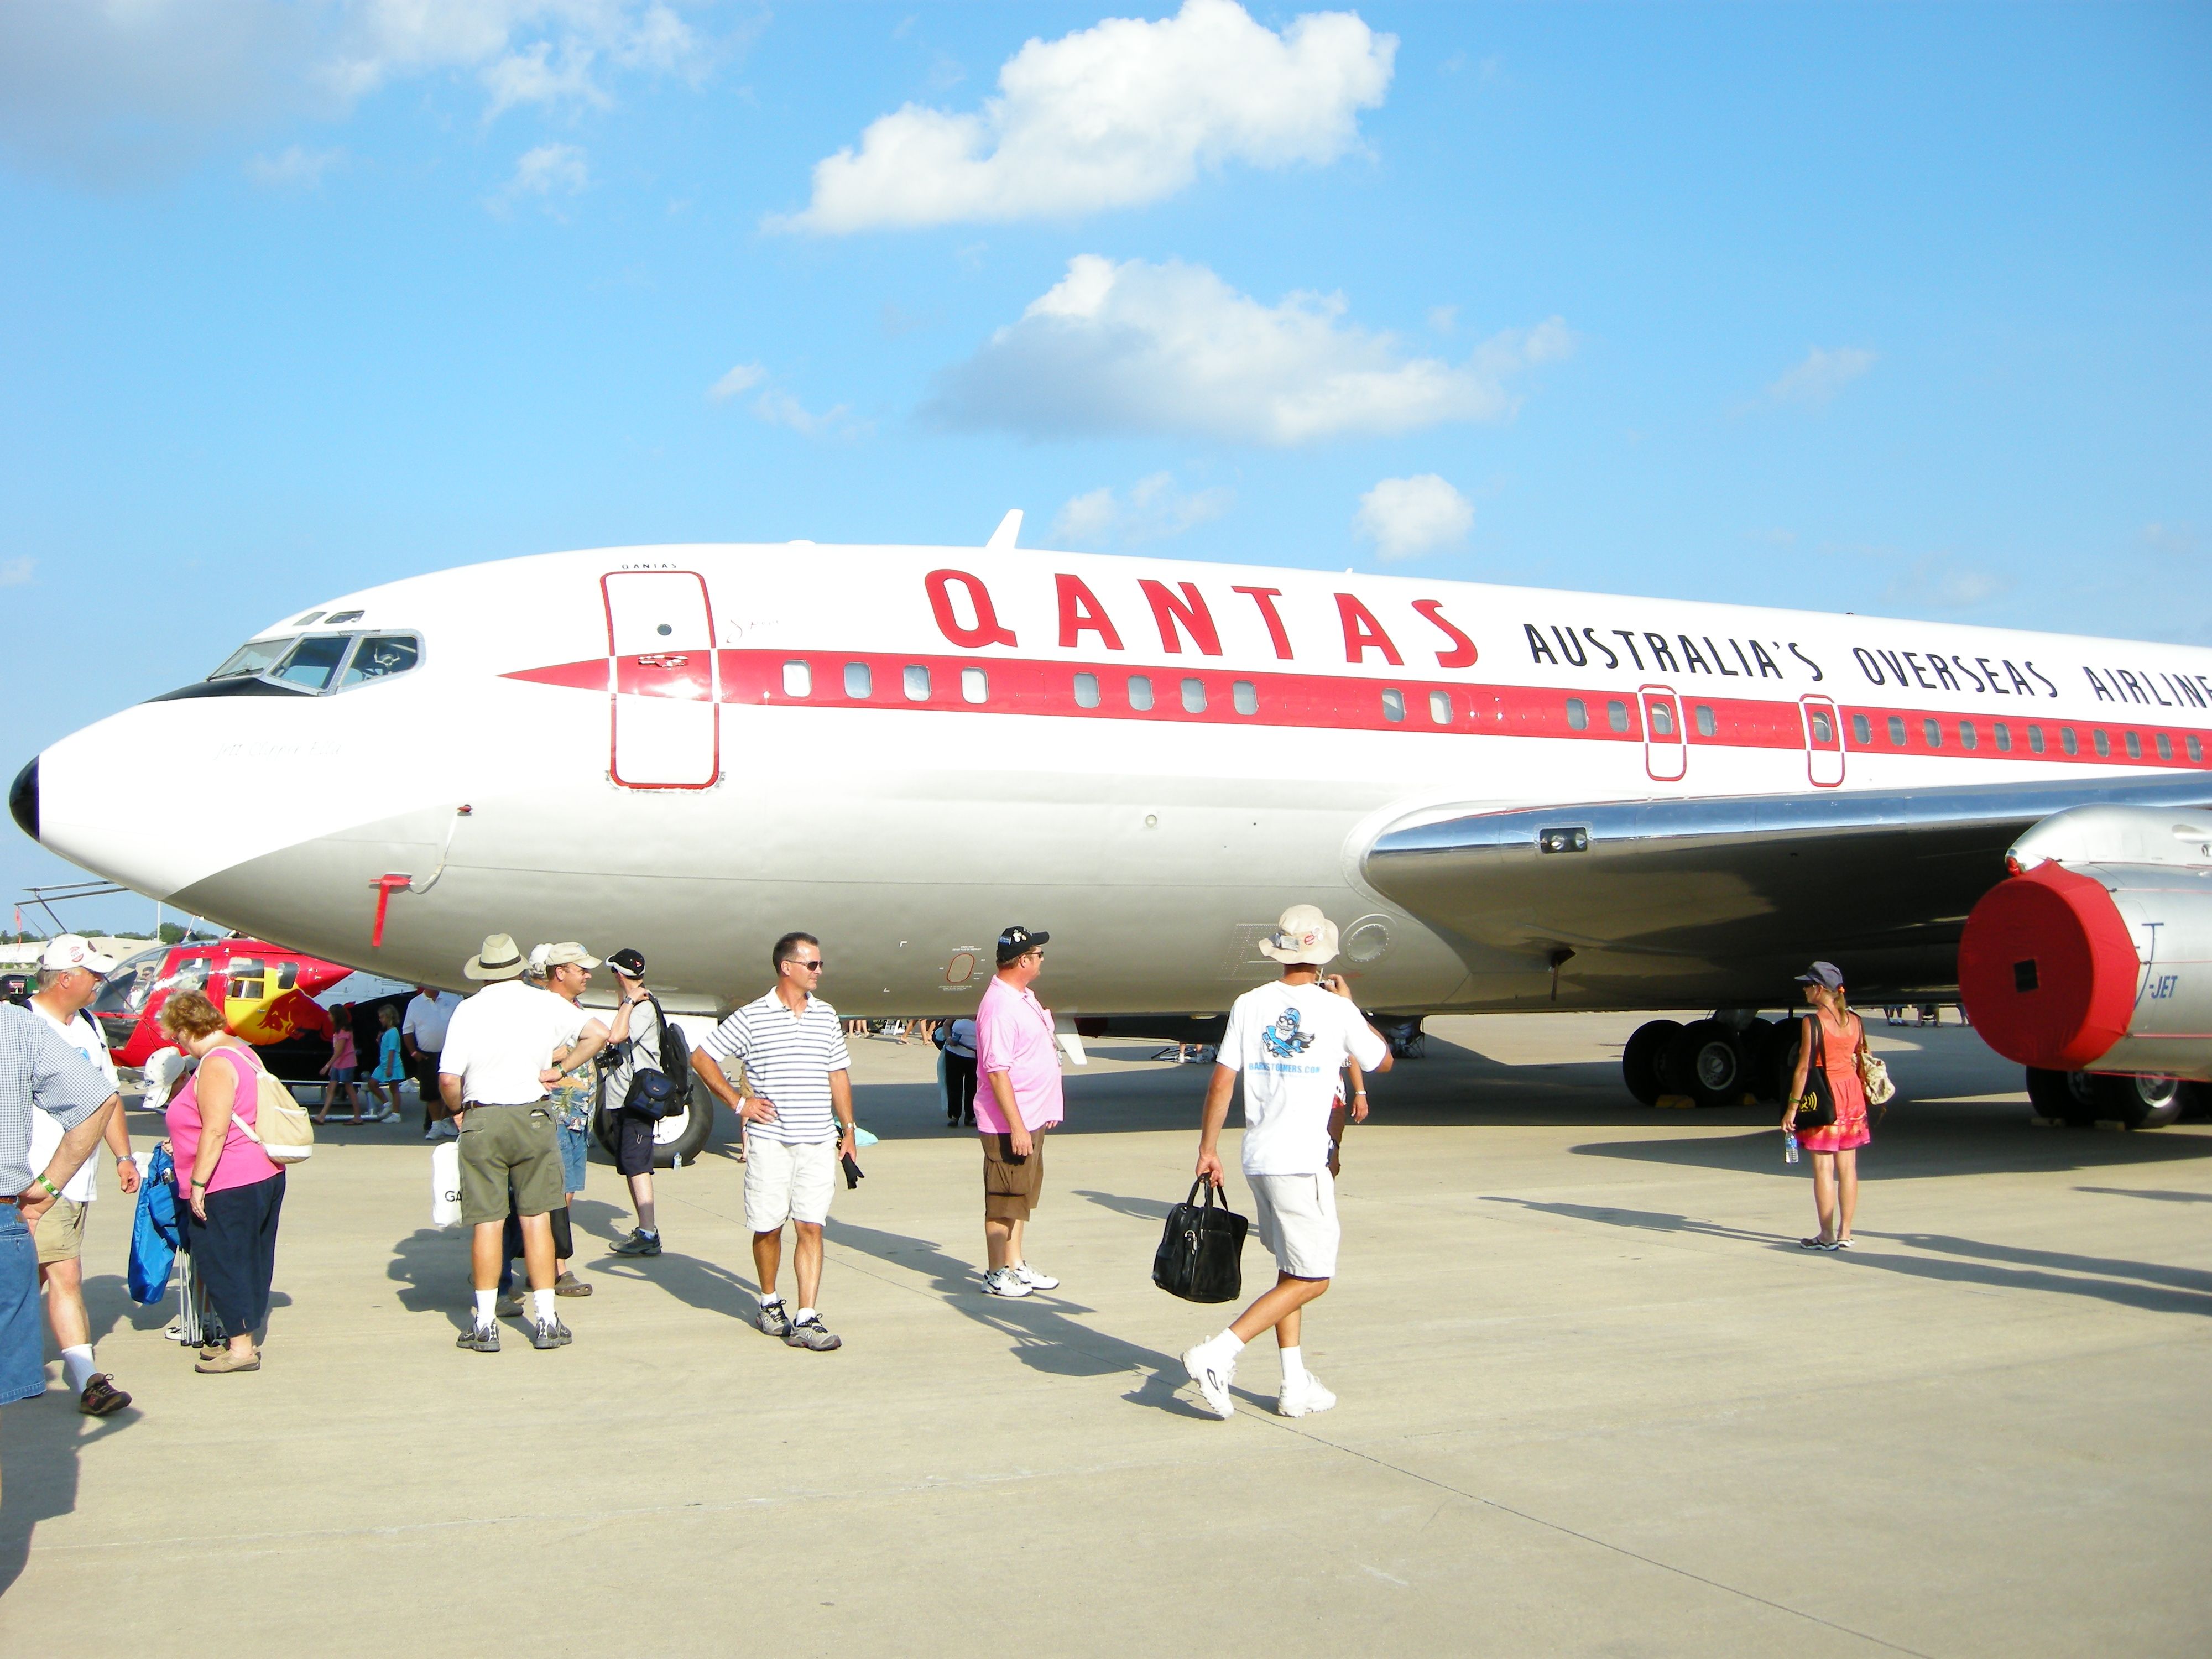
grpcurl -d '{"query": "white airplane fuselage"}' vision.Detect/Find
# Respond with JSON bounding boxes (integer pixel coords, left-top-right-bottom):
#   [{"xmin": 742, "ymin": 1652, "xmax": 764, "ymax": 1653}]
[{"xmin": 17, "ymin": 542, "xmax": 2212, "ymax": 1020}]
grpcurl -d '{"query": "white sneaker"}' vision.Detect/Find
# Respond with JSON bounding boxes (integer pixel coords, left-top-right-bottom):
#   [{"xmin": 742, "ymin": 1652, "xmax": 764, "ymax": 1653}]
[
  {"xmin": 1278, "ymin": 1373, "xmax": 1337, "ymax": 1418},
  {"xmin": 1011, "ymin": 1262, "xmax": 1058, "ymax": 1291},
  {"xmin": 1182, "ymin": 1343, "xmax": 1237, "ymax": 1418},
  {"xmin": 982, "ymin": 1266, "xmax": 1032, "ymax": 1298}
]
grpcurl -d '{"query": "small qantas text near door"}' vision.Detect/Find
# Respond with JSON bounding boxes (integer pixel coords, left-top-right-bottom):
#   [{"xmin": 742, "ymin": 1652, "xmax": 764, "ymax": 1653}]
[
  {"xmin": 1641, "ymin": 686, "xmax": 1686, "ymax": 782},
  {"xmin": 1799, "ymin": 694, "xmax": 1844, "ymax": 787},
  {"xmin": 604, "ymin": 571, "xmax": 718, "ymax": 789}
]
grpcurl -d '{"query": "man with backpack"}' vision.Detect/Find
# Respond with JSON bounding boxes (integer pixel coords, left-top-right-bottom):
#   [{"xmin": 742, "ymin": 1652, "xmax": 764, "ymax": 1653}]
[{"xmin": 604, "ymin": 947, "xmax": 682, "ymax": 1258}]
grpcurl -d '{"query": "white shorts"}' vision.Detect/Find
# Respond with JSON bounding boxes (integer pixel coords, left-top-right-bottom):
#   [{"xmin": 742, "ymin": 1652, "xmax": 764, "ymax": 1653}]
[
  {"xmin": 744, "ymin": 1137, "xmax": 837, "ymax": 1233},
  {"xmin": 1247, "ymin": 1170, "xmax": 1339, "ymax": 1280}
]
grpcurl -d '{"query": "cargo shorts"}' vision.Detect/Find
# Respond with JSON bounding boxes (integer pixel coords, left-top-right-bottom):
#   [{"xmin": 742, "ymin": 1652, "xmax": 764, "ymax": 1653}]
[
  {"xmin": 34, "ymin": 1195, "xmax": 88, "ymax": 1266},
  {"xmin": 457, "ymin": 1102, "xmax": 564, "ymax": 1226}
]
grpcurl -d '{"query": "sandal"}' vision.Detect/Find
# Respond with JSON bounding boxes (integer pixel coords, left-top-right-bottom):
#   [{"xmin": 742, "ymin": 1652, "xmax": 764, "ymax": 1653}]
[
  {"xmin": 1799, "ymin": 1235, "xmax": 1838, "ymax": 1250},
  {"xmin": 1834, "ymin": 1237, "xmax": 1854, "ymax": 1249}
]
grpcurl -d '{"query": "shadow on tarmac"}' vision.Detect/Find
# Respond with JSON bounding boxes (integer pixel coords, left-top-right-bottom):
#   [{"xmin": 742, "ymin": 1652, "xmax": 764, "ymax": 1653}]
[
  {"xmin": 1483, "ymin": 1197, "xmax": 2212, "ymax": 1317},
  {"xmin": 824, "ymin": 1215, "xmax": 1214, "ymax": 1417},
  {"xmin": 2075, "ymin": 1186, "xmax": 2212, "ymax": 1204}
]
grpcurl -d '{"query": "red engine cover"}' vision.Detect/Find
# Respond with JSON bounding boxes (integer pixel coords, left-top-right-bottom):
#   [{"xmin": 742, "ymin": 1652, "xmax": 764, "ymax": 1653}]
[{"xmin": 1959, "ymin": 864, "xmax": 2138, "ymax": 1070}]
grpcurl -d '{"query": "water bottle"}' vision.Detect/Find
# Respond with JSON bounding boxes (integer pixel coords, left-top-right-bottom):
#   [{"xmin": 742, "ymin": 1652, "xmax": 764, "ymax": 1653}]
[{"xmin": 1783, "ymin": 1132, "xmax": 1801, "ymax": 1166}]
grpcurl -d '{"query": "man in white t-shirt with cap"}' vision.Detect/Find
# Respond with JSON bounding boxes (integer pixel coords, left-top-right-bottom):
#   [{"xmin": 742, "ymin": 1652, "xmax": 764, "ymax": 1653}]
[
  {"xmin": 25, "ymin": 935, "xmax": 139, "ymax": 1415},
  {"xmin": 1181, "ymin": 905, "xmax": 1391, "ymax": 1421}
]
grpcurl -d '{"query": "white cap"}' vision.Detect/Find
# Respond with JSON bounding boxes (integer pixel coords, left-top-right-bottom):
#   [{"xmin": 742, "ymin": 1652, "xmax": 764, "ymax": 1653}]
[{"xmin": 39, "ymin": 935, "xmax": 118, "ymax": 975}]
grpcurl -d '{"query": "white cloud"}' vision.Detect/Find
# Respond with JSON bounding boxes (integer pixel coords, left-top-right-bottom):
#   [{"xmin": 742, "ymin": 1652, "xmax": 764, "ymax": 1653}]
[
  {"xmin": 2142, "ymin": 521, "xmax": 2199, "ymax": 557},
  {"xmin": 1882, "ymin": 553, "xmax": 2010, "ymax": 612},
  {"xmin": 1354, "ymin": 475, "xmax": 1473, "ymax": 560},
  {"xmin": 1765, "ymin": 345, "xmax": 1876, "ymax": 407},
  {"xmin": 707, "ymin": 362, "xmax": 767, "ymax": 401},
  {"xmin": 1048, "ymin": 473, "xmax": 1234, "ymax": 549},
  {"xmin": 0, "ymin": 2, "xmax": 708, "ymax": 186},
  {"xmin": 752, "ymin": 390, "xmax": 869, "ymax": 440},
  {"xmin": 503, "ymin": 140, "xmax": 588, "ymax": 199},
  {"xmin": 247, "ymin": 144, "xmax": 345, "ymax": 187},
  {"xmin": 0, "ymin": 557, "xmax": 33, "ymax": 588},
  {"xmin": 775, "ymin": 0, "xmax": 1395, "ymax": 232},
  {"xmin": 930, "ymin": 255, "xmax": 1572, "ymax": 446}
]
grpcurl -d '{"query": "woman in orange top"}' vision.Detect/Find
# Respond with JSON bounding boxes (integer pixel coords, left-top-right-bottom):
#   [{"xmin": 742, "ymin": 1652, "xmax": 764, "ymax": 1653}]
[{"xmin": 1782, "ymin": 961, "xmax": 1871, "ymax": 1251}]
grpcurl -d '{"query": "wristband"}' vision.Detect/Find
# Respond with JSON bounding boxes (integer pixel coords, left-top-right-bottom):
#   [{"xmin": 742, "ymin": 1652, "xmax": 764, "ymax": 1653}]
[
  {"xmin": 191, "ymin": 1178, "xmax": 208, "ymax": 1189},
  {"xmin": 35, "ymin": 1174, "xmax": 60, "ymax": 1199}
]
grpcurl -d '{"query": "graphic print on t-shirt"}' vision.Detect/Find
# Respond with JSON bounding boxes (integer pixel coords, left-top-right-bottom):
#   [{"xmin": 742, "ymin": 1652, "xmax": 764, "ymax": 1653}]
[{"xmin": 1261, "ymin": 1009, "xmax": 1316, "ymax": 1060}]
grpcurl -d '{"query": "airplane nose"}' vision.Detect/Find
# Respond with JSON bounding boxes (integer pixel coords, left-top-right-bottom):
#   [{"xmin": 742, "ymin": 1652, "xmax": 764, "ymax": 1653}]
[{"xmin": 9, "ymin": 755, "xmax": 36, "ymax": 843}]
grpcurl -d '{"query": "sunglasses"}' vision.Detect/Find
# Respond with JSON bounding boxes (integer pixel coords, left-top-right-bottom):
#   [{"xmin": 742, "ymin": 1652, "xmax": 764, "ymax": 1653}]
[{"xmin": 787, "ymin": 959, "xmax": 825, "ymax": 972}]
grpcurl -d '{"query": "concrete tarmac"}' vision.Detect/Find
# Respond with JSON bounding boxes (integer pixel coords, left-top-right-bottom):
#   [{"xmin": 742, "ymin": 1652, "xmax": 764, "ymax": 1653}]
[{"xmin": 2, "ymin": 1014, "xmax": 2208, "ymax": 1655}]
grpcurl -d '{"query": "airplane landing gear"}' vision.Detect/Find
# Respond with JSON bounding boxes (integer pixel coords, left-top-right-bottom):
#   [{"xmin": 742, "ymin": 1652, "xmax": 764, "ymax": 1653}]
[
  {"xmin": 1621, "ymin": 1019, "xmax": 1679, "ymax": 1105},
  {"xmin": 2027, "ymin": 1067, "xmax": 2194, "ymax": 1129}
]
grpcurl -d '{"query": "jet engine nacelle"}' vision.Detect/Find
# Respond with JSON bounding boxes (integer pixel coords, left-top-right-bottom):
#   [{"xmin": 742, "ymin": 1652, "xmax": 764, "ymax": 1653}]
[{"xmin": 1959, "ymin": 805, "xmax": 2212, "ymax": 1082}]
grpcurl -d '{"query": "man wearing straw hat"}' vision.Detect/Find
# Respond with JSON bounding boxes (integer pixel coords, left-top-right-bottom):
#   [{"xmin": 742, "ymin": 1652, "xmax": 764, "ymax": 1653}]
[
  {"xmin": 438, "ymin": 933, "xmax": 614, "ymax": 1353},
  {"xmin": 1181, "ymin": 905, "xmax": 1392, "ymax": 1421}
]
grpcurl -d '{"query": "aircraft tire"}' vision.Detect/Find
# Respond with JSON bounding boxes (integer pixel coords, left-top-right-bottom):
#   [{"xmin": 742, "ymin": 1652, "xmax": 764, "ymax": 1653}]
[
  {"xmin": 1665, "ymin": 1020, "xmax": 1749, "ymax": 1107},
  {"xmin": 2025, "ymin": 1067, "xmax": 2097, "ymax": 1127},
  {"xmin": 592, "ymin": 1078, "xmax": 719, "ymax": 1168},
  {"xmin": 2089, "ymin": 1072, "xmax": 2187, "ymax": 1131},
  {"xmin": 1621, "ymin": 1020, "xmax": 1679, "ymax": 1105}
]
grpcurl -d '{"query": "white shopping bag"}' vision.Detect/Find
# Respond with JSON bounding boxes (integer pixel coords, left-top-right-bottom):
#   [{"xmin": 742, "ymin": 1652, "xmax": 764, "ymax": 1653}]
[{"xmin": 430, "ymin": 1139, "xmax": 462, "ymax": 1228}]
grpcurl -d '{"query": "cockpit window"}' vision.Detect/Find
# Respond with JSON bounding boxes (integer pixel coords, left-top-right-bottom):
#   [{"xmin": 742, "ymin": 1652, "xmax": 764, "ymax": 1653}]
[
  {"xmin": 338, "ymin": 635, "xmax": 419, "ymax": 688},
  {"xmin": 210, "ymin": 639, "xmax": 293, "ymax": 680},
  {"xmin": 270, "ymin": 635, "xmax": 353, "ymax": 691}
]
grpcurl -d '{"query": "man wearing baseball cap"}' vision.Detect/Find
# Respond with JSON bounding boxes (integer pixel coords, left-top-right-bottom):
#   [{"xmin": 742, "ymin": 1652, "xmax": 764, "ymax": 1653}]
[
  {"xmin": 1182, "ymin": 905, "xmax": 1392, "ymax": 1421},
  {"xmin": 973, "ymin": 926, "xmax": 1063, "ymax": 1298},
  {"xmin": 602, "ymin": 948, "xmax": 673, "ymax": 1258},
  {"xmin": 438, "ymin": 933, "xmax": 617, "ymax": 1353},
  {"xmin": 25, "ymin": 937, "xmax": 138, "ymax": 1415}
]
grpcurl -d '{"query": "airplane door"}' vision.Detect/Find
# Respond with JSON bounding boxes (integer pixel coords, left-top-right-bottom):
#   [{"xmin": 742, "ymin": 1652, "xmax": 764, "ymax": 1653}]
[
  {"xmin": 603, "ymin": 571, "xmax": 719, "ymax": 789},
  {"xmin": 1800, "ymin": 694, "xmax": 1845, "ymax": 787},
  {"xmin": 1641, "ymin": 685, "xmax": 1686, "ymax": 782}
]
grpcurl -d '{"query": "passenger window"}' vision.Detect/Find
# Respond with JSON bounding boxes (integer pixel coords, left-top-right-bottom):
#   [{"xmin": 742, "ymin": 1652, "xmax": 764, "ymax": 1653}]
[
  {"xmin": 1235, "ymin": 681, "xmax": 1260, "ymax": 717},
  {"xmin": 1993, "ymin": 722, "xmax": 2011, "ymax": 752},
  {"xmin": 272, "ymin": 635, "xmax": 352, "ymax": 691},
  {"xmin": 2028, "ymin": 725, "xmax": 2045, "ymax": 753},
  {"xmin": 844, "ymin": 662, "xmax": 872, "ymax": 698},
  {"xmin": 1851, "ymin": 714, "xmax": 1871, "ymax": 745},
  {"xmin": 1888, "ymin": 716, "xmax": 1906, "ymax": 747},
  {"xmin": 2061, "ymin": 727, "xmax": 2078, "ymax": 755},
  {"xmin": 961, "ymin": 667, "xmax": 988, "ymax": 705},
  {"xmin": 902, "ymin": 665, "xmax": 931, "ymax": 702},
  {"xmin": 1566, "ymin": 697, "xmax": 1588, "ymax": 731},
  {"xmin": 1073, "ymin": 672, "xmax": 1102, "ymax": 709},
  {"xmin": 1381, "ymin": 689, "xmax": 1405, "ymax": 723},
  {"xmin": 2124, "ymin": 731, "xmax": 2141, "ymax": 759},
  {"xmin": 2189, "ymin": 734, "xmax": 2203, "ymax": 761},
  {"xmin": 227, "ymin": 958, "xmax": 265, "ymax": 999},
  {"xmin": 1647, "ymin": 701, "xmax": 1676, "ymax": 738},
  {"xmin": 338, "ymin": 635, "xmax": 419, "ymax": 688},
  {"xmin": 1127, "ymin": 675, "xmax": 1154, "ymax": 712},
  {"xmin": 1811, "ymin": 710, "xmax": 1834, "ymax": 744},
  {"xmin": 1695, "ymin": 705, "xmax": 1717, "ymax": 738},
  {"xmin": 1607, "ymin": 700, "xmax": 1628, "ymax": 733},
  {"xmin": 2093, "ymin": 729, "xmax": 2110, "ymax": 757},
  {"xmin": 782, "ymin": 661, "xmax": 812, "ymax": 697},
  {"xmin": 1923, "ymin": 718, "xmax": 1942, "ymax": 748},
  {"xmin": 1181, "ymin": 678, "xmax": 1207, "ymax": 713},
  {"xmin": 2155, "ymin": 732, "xmax": 2172, "ymax": 760},
  {"xmin": 1958, "ymin": 721, "xmax": 1977, "ymax": 751}
]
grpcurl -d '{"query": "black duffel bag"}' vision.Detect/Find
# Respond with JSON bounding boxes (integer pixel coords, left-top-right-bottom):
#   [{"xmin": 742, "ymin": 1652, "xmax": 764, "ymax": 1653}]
[{"xmin": 1152, "ymin": 1179, "xmax": 1249, "ymax": 1303}]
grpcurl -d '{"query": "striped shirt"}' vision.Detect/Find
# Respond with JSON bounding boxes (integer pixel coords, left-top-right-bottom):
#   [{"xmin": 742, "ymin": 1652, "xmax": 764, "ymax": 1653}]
[
  {"xmin": 0, "ymin": 1003, "xmax": 116, "ymax": 1196},
  {"xmin": 701, "ymin": 990, "xmax": 851, "ymax": 1145}
]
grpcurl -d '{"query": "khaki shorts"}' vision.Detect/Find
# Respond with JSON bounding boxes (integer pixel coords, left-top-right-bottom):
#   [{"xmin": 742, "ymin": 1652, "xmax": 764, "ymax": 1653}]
[
  {"xmin": 457, "ymin": 1103, "xmax": 564, "ymax": 1226},
  {"xmin": 34, "ymin": 1196, "xmax": 88, "ymax": 1266},
  {"xmin": 982, "ymin": 1128, "xmax": 1045, "ymax": 1222},
  {"xmin": 1249, "ymin": 1170, "xmax": 1339, "ymax": 1280}
]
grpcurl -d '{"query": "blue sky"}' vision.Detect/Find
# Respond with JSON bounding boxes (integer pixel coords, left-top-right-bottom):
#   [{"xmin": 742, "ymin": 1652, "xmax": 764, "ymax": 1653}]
[{"xmin": 3, "ymin": 1, "xmax": 2208, "ymax": 931}]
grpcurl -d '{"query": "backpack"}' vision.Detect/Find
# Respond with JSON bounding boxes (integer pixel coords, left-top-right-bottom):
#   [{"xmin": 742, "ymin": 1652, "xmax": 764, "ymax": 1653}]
[
  {"xmin": 221, "ymin": 1045, "xmax": 316, "ymax": 1164},
  {"xmin": 641, "ymin": 993, "xmax": 690, "ymax": 1098}
]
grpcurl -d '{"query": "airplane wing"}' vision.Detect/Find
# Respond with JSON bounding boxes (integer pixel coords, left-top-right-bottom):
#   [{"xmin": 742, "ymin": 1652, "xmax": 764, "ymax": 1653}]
[{"xmin": 1364, "ymin": 772, "xmax": 2212, "ymax": 1006}]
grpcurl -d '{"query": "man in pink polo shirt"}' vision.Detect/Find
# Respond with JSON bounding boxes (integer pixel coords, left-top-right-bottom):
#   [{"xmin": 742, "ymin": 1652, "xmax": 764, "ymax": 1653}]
[{"xmin": 974, "ymin": 925, "xmax": 1063, "ymax": 1298}]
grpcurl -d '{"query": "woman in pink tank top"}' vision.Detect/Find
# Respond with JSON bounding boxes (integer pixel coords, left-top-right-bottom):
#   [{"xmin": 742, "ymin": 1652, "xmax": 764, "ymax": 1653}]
[
  {"xmin": 1782, "ymin": 961, "xmax": 1871, "ymax": 1252},
  {"xmin": 158, "ymin": 990, "xmax": 286, "ymax": 1374}
]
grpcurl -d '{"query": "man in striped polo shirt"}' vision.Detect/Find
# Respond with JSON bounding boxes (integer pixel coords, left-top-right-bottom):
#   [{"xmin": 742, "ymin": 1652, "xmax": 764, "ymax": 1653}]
[{"xmin": 693, "ymin": 932, "xmax": 855, "ymax": 1352}]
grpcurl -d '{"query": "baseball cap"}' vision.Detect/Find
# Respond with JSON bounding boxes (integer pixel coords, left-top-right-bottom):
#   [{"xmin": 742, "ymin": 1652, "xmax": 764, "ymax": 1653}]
[
  {"xmin": 997, "ymin": 925, "xmax": 1049, "ymax": 965},
  {"xmin": 1795, "ymin": 960, "xmax": 1845, "ymax": 989},
  {"xmin": 39, "ymin": 935, "xmax": 118, "ymax": 975},
  {"xmin": 607, "ymin": 947, "xmax": 646, "ymax": 979},
  {"xmin": 536, "ymin": 942, "xmax": 601, "ymax": 970},
  {"xmin": 1258, "ymin": 905, "xmax": 1339, "ymax": 967}
]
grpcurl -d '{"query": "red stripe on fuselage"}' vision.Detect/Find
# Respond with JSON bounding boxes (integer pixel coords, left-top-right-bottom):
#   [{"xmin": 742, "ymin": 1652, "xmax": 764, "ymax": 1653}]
[{"xmin": 497, "ymin": 649, "xmax": 2212, "ymax": 770}]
